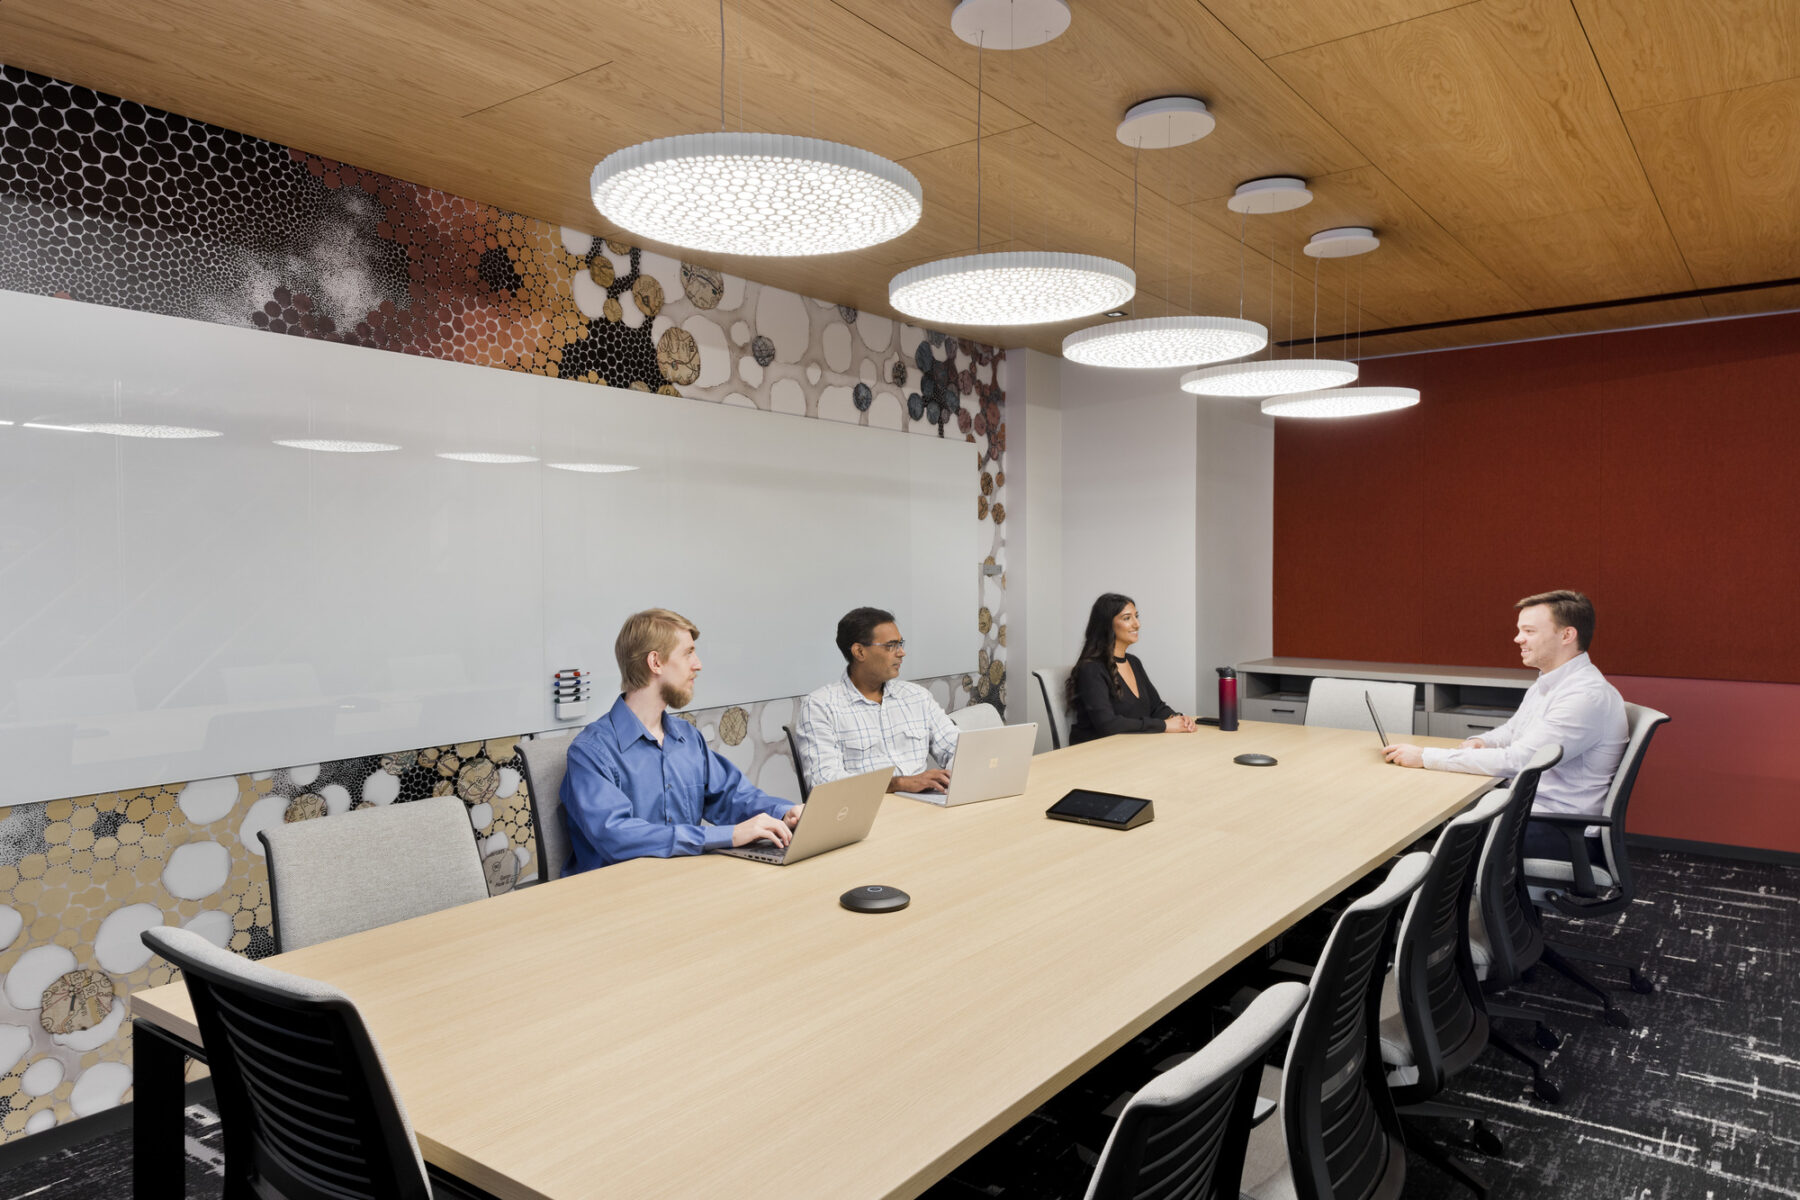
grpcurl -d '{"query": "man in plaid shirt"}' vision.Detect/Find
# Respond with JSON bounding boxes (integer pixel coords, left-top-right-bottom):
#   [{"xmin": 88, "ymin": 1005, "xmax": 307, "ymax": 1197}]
[{"xmin": 795, "ymin": 607, "xmax": 960, "ymax": 796}]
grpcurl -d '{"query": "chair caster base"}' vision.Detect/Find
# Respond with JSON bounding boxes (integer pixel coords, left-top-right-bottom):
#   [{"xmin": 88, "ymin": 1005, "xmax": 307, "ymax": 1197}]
[
  {"xmin": 1470, "ymin": 1122, "xmax": 1505, "ymax": 1157},
  {"xmin": 1534, "ymin": 1022, "xmax": 1561, "ymax": 1050},
  {"xmin": 1604, "ymin": 1006, "xmax": 1634, "ymax": 1030},
  {"xmin": 1534, "ymin": 1077, "xmax": 1562, "ymax": 1104},
  {"xmin": 1630, "ymin": 969, "xmax": 1656, "ymax": 995}
]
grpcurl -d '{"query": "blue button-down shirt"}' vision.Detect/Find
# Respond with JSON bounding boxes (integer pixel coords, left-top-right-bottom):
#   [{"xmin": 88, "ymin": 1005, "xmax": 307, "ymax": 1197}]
[{"xmin": 560, "ymin": 696, "xmax": 793, "ymax": 873}]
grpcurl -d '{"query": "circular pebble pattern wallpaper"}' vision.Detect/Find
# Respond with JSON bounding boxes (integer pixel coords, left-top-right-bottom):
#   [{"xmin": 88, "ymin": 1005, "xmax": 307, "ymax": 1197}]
[{"xmin": 0, "ymin": 60, "xmax": 1007, "ymax": 1143}]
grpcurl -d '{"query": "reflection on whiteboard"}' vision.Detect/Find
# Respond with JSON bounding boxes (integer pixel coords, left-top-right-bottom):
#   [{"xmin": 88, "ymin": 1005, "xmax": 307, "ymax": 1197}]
[{"xmin": 0, "ymin": 290, "xmax": 977, "ymax": 806}]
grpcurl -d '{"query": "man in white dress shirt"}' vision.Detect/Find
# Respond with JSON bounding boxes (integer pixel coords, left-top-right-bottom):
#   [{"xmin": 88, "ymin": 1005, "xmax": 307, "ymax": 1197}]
[
  {"xmin": 795, "ymin": 607, "xmax": 959, "ymax": 795},
  {"xmin": 1383, "ymin": 590, "xmax": 1628, "ymax": 865}
]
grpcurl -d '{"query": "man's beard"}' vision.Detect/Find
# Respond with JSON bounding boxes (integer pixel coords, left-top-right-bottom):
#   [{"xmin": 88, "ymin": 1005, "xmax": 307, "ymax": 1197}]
[{"xmin": 660, "ymin": 680, "xmax": 693, "ymax": 710}]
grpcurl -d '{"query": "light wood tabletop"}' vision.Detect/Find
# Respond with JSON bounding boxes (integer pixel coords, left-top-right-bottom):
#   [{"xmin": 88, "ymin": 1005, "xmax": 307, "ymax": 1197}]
[{"xmin": 131, "ymin": 721, "xmax": 1493, "ymax": 1200}]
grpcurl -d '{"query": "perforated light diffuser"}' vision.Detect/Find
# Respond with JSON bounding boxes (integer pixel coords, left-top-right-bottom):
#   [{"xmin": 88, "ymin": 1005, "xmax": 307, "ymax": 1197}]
[
  {"xmin": 592, "ymin": 133, "xmax": 922, "ymax": 257},
  {"xmin": 1260, "ymin": 386, "xmax": 1419, "ymax": 418},
  {"xmin": 1179, "ymin": 358, "xmax": 1359, "ymax": 397},
  {"xmin": 889, "ymin": 252, "xmax": 1135, "ymax": 326},
  {"xmin": 1062, "ymin": 316, "xmax": 1266, "ymax": 369}
]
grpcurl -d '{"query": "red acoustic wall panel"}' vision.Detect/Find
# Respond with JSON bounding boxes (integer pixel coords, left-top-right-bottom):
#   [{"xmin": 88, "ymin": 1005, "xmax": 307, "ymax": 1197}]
[
  {"xmin": 1274, "ymin": 311, "xmax": 1800, "ymax": 853},
  {"xmin": 1274, "ymin": 310, "xmax": 1800, "ymax": 683}
]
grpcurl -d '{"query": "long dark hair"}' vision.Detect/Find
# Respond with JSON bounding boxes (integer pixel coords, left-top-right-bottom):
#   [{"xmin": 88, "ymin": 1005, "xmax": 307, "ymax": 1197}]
[{"xmin": 1068, "ymin": 592, "xmax": 1135, "ymax": 706}]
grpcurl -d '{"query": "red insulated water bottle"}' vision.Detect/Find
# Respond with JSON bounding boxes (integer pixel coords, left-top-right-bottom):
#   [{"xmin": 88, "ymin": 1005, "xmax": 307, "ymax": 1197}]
[{"xmin": 1217, "ymin": 667, "xmax": 1239, "ymax": 731}]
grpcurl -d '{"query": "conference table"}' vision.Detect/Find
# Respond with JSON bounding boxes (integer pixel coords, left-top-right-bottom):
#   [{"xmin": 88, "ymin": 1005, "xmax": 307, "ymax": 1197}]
[{"xmin": 130, "ymin": 720, "xmax": 1493, "ymax": 1199}]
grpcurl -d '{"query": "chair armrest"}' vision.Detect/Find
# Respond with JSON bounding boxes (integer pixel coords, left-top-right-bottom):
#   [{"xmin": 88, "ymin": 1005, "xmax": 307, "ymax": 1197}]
[
  {"xmin": 1251, "ymin": 1095, "xmax": 1277, "ymax": 1127},
  {"xmin": 1522, "ymin": 817, "xmax": 1606, "ymax": 900},
  {"xmin": 1529, "ymin": 812, "xmax": 1614, "ymax": 828}
]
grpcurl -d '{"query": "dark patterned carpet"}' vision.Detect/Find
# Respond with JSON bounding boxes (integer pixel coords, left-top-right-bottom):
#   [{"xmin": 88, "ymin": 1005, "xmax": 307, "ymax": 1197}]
[{"xmin": 1, "ymin": 847, "xmax": 1793, "ymax": 1200}]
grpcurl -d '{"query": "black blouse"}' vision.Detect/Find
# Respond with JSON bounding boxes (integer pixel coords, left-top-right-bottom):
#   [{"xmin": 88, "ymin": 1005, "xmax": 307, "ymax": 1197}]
[{"xmin": 1069, "ymin": 654, "xmax": 1176, "ymax": 744}]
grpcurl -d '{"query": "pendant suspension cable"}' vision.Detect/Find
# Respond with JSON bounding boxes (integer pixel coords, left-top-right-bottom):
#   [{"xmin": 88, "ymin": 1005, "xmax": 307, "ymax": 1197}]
[
  {"xmin": 1129, "ymin": 140, "xmax": 1140, "ymax": 314},
  {"xmin": 1237, "ymin": 209, "xmax": 1247, "ymax": 320},
  {"xmin": 975, "ymin": 35, "xmax": 984, "ymax": 253},
  {"xmin": 1311, "ymin": 248, "xmax": 1320, "ymax": 358},
  {"xmin": 718, "ymin": 0, "xmax": 726, "ymax": 131}
]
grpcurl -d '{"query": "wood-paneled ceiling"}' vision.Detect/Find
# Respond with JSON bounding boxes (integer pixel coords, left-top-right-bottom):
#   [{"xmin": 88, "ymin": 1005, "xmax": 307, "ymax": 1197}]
[{"xmin": 3, "ymin": 0, "xmax": 1797, "ymax": 356}]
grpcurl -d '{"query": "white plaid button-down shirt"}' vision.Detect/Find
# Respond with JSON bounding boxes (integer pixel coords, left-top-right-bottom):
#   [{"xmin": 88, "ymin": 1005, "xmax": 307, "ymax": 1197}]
[{"xmin": 795, "ymin": 671, "xmax": 959, "ymax": 788}]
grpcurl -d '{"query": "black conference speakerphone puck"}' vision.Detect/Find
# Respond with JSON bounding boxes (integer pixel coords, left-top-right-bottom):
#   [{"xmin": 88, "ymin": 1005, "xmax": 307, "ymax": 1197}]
[
  {"xmin": 841, "ymin": 885, "xmax": 910, "ymax": 913},
  {"xmin": 1045, "ymin": 789, "xmax": 1154, "ymax": 831},
  {"xmin": 1234, "ymin": 753, "xmax": 1279, "ymax": 766}
]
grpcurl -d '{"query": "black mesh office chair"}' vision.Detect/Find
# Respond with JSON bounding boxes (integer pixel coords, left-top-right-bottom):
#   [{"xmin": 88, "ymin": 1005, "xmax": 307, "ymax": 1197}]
[
  {"xmin": 1241, "ymin": 853, "xmax": 1429, "ymax": 1200},
  {"xmin": 1084, "ymin": 982, "xmax": 1308, "ymax": 1200},
  {"xmin": 1379, "ymin": 788, "xmax": 1512, "ymax": 1197},
  {"xmin": 1524, "ymin": 703, "xmax": 1669, "ymax": 1006},
  {"xmin": 140, "ymin": 926, "xmax": 489, "ymax": 1199}
]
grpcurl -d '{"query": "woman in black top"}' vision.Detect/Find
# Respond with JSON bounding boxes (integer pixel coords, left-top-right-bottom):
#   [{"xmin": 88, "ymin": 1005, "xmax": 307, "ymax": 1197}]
[{"xmin": 1067, "ymin": 593, "xmax": 1198, "ymax": 744}]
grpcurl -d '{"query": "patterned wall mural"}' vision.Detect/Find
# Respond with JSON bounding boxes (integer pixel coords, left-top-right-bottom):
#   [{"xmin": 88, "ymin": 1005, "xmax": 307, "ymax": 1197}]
[{"xmin": 0, "ymin": 61, "xmax": 1007, "ymax": 1143}]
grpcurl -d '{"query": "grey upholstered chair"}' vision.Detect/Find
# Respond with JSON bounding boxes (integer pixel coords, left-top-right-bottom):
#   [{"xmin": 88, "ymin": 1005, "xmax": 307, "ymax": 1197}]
[
  {"xmin": 516, "ymin": 729, "xmax": 579, "ymax": 881},
  {"xmin": 1032, "ymin": 664, "xmax": 1074, "ymax": 749},
  {"xmin": 1084, "ymin": 982, "xmax": 1308, "ymax": 1200},
  {"xmin": 1241, "ymin": 853, "xmax": 1429, "ymax": 1200},
  {"xmin": 782, "ymin": 724, "xmax": 813, "ymax": 802},
  {"xmin": 1304, "ymin": 677, "xmax": 1415, "ymax": 737},
  {"xmin": 140, "ymin": 925, "xmax": 448, "ymax": 1199},
  {"xmin": 1379, "ymin": 787, "xmax": 1512, "ymax": 1196},
  {"xmin": 259, "ymin": 796, "xmax": 490, "ymax": 952},
  {"xmin": 1523, "ymin": 702, "xmax": 1669, "ymax": 1002},
  {"xmin": 950, "ymin": 701, "xmax": 1004, "ymax": 731}
]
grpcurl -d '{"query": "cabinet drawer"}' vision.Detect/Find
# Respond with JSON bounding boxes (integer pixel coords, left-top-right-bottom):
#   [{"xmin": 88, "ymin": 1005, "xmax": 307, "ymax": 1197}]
[
  {"xmin": 1242, "ymin": 698, "xmax": 1306, "ymax": 725},
  {"xmin": 1428, "ymin": 712, "xmax": 1509, "ymax": 740}
]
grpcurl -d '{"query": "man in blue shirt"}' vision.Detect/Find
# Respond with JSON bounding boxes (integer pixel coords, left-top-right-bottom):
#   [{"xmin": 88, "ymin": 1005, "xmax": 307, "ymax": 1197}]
[{"xmin": 560, "ymin": 608, "xmax": 800, "ymax": 873}]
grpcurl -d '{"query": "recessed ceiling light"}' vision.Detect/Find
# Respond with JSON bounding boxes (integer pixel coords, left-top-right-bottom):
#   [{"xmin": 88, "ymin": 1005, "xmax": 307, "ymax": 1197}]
[
  {"xmin": 1227, "ymin": 177, "xmax": 1314, "ymax": 214},
  {"xmin": 951, "ymin": 0, "xmax": 1071, "ymax": 48},
  {"xmin": 546, "ymin": 462, "xmax": 639, "ymax": 474},
  {"xmin": 1261, "ymin": 386, "xmax": 1419, "ymax": 418},
  {"xmin": 437, "ymin": 452, "xmax": 539, "ymax": 464},
  {"xmin": 274, "ymin": 439, "xmax": 402, "ymax": 453},
  {"xmin": 1304, "ymin": 227, "xmax": 1380, "ymax": 258},
  {"xmin": 25, "ymin": 422, "xmax": 222, "ymax": 439},
  {"xmin": 1103, "ymin": 310, "xmax": 1128, "ymax": 319},
  {"xmin": 1180, "ymin": 358, "xmax": 1359, "ymax": 397},
  {"xmin": 1116, "ymin": 97, "xmax": 1214, "ymax": 149}
]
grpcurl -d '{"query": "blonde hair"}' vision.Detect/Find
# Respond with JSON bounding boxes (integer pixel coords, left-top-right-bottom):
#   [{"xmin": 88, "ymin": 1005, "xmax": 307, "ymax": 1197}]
[{"xmin": 615, "ymin": 608, "xmax": 700, "ymax": 691}]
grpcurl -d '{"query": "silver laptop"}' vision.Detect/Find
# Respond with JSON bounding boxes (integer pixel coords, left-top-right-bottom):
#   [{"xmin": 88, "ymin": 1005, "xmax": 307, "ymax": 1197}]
[
  {"xmin": 898, "ymin": 722, "xmax": 1038, "ymax": 807},
  {"xmin": 716, "ymin": 765, "xmax": 892, "ymax": 864}
]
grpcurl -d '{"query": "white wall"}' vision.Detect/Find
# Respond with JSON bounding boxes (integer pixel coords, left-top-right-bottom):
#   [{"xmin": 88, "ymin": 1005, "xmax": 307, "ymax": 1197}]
[
  {"xmin": 1056, "ymin": 363, "xmax": 1201, "ymax": 715},
  {"xmin": 1015, "ymin": 360, "xmax": 1275, "ymax": 729},
  {"xmin": 1194, "ymin": 399, "xmax": 1275, "ymax": 716},
  {"xmin": 1008, "ymin": 351, "xmax": 1065, "ymax": 752}
]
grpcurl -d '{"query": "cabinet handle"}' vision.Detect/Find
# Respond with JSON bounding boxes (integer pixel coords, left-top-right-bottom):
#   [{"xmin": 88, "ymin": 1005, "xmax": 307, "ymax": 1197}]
[
  {"xmin": 1272, "ymin": 707, "xmax": 1296, "ymax": 714},
  {"xmin": 1466, "ymin": 723, "xmax": 1495, "ymax": 731}
]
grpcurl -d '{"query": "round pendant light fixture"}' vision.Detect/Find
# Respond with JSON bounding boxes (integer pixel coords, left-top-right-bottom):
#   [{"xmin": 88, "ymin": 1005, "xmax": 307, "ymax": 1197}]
[
  {"xmin": 590, "ymin": 2, "xmax": 920, "ymax": 257},
  {"xmin": 1180, "ymin": 358, "xmax": 1359, "ymax": 397},
  {"xmin": 891, "ymin": 252, "xmax": 1135, "ymax": 326},
  {"xmin": 890, "ymin": 0, "xmax": 1132, "ymax": 325},
  {"xmin": 1227, "ymin": 177, "xmax": 1314, "ymax": 214},
  {"xmin": 1059, "ymin": 96, "xmax": 1261, "ymax": 364},
  {"xmin": 1261, "ymin": 386, "xmax": 1418, "ymax": 418},
  {"xmin": 591, "ymin": 134, "xmax": 921, "ymax": 257},
  {"xmin": 951, "ymin": 0, "xmax": 1070, "ymax": 48},
  {"xmin": 1063, "ymin": 315, "xmax": 1264, "ymax": 368}
]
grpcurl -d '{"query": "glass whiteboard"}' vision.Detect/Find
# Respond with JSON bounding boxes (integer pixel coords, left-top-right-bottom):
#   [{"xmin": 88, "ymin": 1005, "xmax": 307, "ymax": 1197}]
[{"xmin": 0, "ymin": 290, "xmax": 976, "ymax": 806}]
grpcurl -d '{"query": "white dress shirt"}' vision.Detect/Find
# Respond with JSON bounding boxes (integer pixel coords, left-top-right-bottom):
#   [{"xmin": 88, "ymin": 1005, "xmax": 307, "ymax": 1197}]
[
  {"xmin": 795, "ymin": 671, "xmax": 959, "ymax": 787},
  {"xmin": 1422, "ymin": 652, "xmax": 1627, "ymax": 818}
]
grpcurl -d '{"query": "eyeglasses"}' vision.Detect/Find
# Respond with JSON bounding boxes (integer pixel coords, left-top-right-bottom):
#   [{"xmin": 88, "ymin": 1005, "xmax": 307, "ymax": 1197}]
[{"xmin": 862, "ymin": 639, "xmax": 906, "ymax": 652}]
